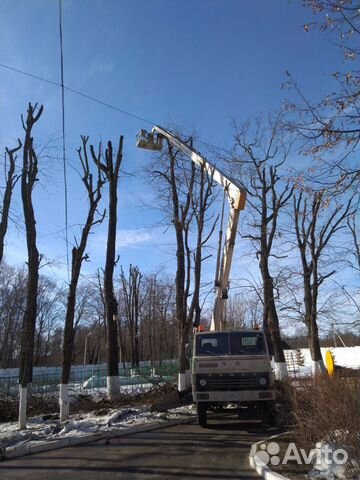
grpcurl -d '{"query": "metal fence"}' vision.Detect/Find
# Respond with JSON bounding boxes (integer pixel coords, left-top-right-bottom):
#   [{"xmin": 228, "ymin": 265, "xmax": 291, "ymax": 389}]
[{"xmin": 0, "ymin": 361, "xmax": 178, "ymax": 397}]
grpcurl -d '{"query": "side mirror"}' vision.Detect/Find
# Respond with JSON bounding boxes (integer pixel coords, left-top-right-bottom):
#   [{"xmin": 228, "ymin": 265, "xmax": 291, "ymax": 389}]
[{"xmin": 185, "ymin": 343, "xmax": 191, "ymax": 360}]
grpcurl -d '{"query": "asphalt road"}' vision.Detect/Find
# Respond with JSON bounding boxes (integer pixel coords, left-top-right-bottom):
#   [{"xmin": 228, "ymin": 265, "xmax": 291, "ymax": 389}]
[{"xmin": 0, "ymin": 414, "xmax": 276, "ymax": 480}]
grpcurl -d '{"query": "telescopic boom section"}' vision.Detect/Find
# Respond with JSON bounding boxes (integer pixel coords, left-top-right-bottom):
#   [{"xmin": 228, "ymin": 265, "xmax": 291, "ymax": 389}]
[{"xmin": 137, "ymin": 125, "xmax": 246, "ymax": 331}]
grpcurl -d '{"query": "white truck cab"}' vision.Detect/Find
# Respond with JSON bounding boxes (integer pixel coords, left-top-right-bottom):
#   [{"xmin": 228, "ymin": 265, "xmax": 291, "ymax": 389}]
[{"xmin": 192, "ymin": 329, "xmax": 276, "ymax": 426}]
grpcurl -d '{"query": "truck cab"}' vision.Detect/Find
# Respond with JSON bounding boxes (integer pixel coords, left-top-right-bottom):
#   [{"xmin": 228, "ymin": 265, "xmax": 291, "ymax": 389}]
[{"xmin": 192, "ymin": 329, "xmax": 276, "ymax": 426}]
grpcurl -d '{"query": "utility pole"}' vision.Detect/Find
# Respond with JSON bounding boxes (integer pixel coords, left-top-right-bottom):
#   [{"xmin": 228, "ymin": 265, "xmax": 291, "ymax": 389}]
[{"xmin": 331, "ymin": 323, "xmax": 337, "ymax": 348}]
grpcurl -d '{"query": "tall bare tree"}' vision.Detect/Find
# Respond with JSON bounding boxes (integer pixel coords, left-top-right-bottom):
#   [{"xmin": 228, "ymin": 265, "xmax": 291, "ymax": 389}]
[
  {"xmin": 117, "ymin": 272, "xmax": 176, "ymax": 366},
  {"xmin": 347, "ymin": 214, "xmax": 360, "ymax": 274},
  {"xmin": 120, "ymin": 264, "xmax": 143, "ymax": 370},
  {"xmin": 187, "ymin": 160, "xmax": 217, "ymax": 330},
  {"xmin": 293, "ymin": 189, "xmax": 353, "ymax": 373},
  {"xmin": 232, "ymin": 117, "xmax": 293, "ymax": 379},
  {"xmin": 90, "ymin": 137, "xmax": 123, "ymax": 398},
  {"xmin": 34, "ymin": 277, "xmax": 64, "ymax": 366},
  {"xmin": 0, "ymin": 264, "xmax": 27, "ymax": 368},
  {"xmin": 151, "ymin": 137, "xmax": 216, "ymax": 391},
  {"xmin": 60, "ymin": 136, "xmax": 106, "ymax": 422},
  {"xmin": 18, "ymin": 103, "xmax": 43, "ymax": 429},
  {"xmin": 0, "ymin": 140, "xmax": 22, "ymax": 265},
  {"xmin": 285, "ymin": 1, "xmax": 360, "ymax": 189},
  {"xmin": 144, "ymin": 274, "xmax": 176, "ymax": 366}
]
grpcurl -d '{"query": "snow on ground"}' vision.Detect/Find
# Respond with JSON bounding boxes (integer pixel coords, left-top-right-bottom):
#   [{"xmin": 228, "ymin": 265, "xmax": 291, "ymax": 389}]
[
  {"xmin": 279, "ymin": 347, "xmax": 360, "ymax": 377},
  {"xmin": 73, "ymin": 383, "xmax": 160, "ymax": 398},
  {"xmin": 308, "ymin": 441, "xmax": 360, "ymax": 480},
  {"xmin": 0, "ymin": 404, "xmax": 195, "ymax": 451}
]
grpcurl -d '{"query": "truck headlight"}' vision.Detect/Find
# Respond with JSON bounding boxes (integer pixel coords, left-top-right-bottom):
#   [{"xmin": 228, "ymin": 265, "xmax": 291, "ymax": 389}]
[
  {"xmin": 199, "ymin": 379, "xmax": 207, "ymax": 387},
  {"xmin": 258, "ymin": 377, "xmax": 267, "ymax": 386}
]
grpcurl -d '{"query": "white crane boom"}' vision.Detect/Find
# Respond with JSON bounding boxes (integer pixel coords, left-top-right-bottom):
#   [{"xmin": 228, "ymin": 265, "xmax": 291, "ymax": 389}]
[{"xmin": 137, "ymin": 125, "xmax": 246, "ymax": 331}]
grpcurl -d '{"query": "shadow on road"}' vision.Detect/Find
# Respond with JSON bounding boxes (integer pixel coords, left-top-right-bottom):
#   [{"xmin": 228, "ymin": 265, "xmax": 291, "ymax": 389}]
[{"xmin": 0, "ymin": 419, "xmax": 274, "ymax": 479}]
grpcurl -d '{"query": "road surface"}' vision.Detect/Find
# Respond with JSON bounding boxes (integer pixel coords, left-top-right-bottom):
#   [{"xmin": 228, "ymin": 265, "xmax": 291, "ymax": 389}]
[{"xmin": 0, "ymin": 414, "xmax": 276, "ymax": 480}]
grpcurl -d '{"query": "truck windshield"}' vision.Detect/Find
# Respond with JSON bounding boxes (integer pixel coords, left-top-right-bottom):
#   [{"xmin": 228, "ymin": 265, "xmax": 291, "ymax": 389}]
[{"xmin": 195, "ymin": 332, "xmax": 266, "ymax": 356}]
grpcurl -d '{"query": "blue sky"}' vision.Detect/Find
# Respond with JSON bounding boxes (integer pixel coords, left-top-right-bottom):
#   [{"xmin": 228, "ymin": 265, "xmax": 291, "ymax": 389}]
[{"xmin": 0, "ymin": 0, "xmax": 347, "ymax": 305}]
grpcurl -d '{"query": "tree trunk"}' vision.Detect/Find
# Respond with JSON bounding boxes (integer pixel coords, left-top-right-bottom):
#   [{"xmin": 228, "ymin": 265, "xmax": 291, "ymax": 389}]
[
  {"xmin": 60, "ymin": 283, "xmax": 76, "ymax": 421},
  {"xmin": 91, "ymin": 139, "xmax": 123, "ymax": 398},
  {"xmin": 59, "ymin": 136, "xmax": 105, "ymax": 421},
  {"xmin": 308, "ymin": 318, "xmax": 326, "ymax": 374},
  {"xmin": 18, "ymin": 104, "xmax": 43, "ymax": 429},
  {"xmin": 175, "ymin": 221, "xmax": 188, "ymax": 390},
  {"xmin": 260, "ymin": 257, "xmax": 287, "ymax": 379},
  {"xmin": 307, "ymin": 275, "xmax": 326, "ymax": 374},
  {"xmin": 0, "ymin": 141, "xmax": 21, "ymax": 265},
  {"xmin": 292, "ymin": 191, "xmax": 351, "ymax": 378}
]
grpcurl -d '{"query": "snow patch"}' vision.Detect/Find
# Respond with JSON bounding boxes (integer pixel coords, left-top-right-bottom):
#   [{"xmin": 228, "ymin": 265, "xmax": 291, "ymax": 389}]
[
  {"xmin": 59, "ymin": 384, "xmax": 70, "ymax": 422},
  {"xmin": 274, "ymin": 362, "xmax": 288, "ymax": 380},
  {"xmin": 18, "ymin": 386, "xmax": 27, "ymax": 430},
  {"xmin": 0, "ymin": 404, "xmax": 195, "ymax": 451},
  {"xmin": 308, "ymin": 441, "xmax": 359, "ymax": 480},
  {"xmin": 106, "ymin": 376, "xmax": 120, "ymax": 398},
  {"xmin": 312, "ymin": 359, "xmax": 327, "ymax": 375}
]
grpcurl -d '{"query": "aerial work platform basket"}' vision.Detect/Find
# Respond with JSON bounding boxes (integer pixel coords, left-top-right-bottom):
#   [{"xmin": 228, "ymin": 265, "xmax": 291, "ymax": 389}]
[{"xmin": 136, "ymin": 129, "xmax": 163, "ymax": 151}]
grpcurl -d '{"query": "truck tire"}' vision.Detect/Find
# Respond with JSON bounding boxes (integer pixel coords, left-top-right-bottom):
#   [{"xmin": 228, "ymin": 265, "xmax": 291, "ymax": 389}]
[{"xmin": 197, "ymin": 403, "xmax": 207, "ymax": 427}]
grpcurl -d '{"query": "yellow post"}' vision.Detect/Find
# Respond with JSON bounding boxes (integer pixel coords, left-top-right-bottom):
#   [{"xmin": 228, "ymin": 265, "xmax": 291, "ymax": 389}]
[{"xmin": 325, "ymin": 350, "xmax": 335, "ymax": 376}]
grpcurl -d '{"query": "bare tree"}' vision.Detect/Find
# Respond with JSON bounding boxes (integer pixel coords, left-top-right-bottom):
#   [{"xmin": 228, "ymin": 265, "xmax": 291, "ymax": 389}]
[
  {"xmin": 34, "ymin": 276, "xmax": 64, "ymax": 366},
  {"xmin": 142, "ymin": 275, "xmax": 157, "ymax": 369},
  {"xmin": 69, "ymin": 283, "xmax": 104, "ymax": 364},
  {"xmin": 141, "ymin": 274, "xmax": 176, "ymax": 367},
  {"xmin": 317, "ymin": 214, "xmax": 360, "ymax": 332},
  {"xmin": 0, "ymin": 140, "xmax": 22, "ymax": 264},
  {"xmin": 285, "ymin": 1, "xmax": 360, "ymax": 188},
  {"xmin": 18, "ymin": 103, "xmax": 43, "ymax": 429},
  {"xmin": 60, "ymin": 136, "xmax": 106, "ymax": 422},
  {"xmin": 120, "ymin": 265, "xmax": 143, "ymax": 370},
  {"xmin": 90, "ymin": 137, "xmax": 123, "ymax": 398},
  {"xmin": 187, "ymin": 160, "xmax": 217, "ymax": 330},
  {"xmin": 117, "ymin": 272, "xmax": 177, "ymax": 367},
  {"xmin": 225, "ymin": 291, "xmax": 264, "ymax": 330},
  {"xmin": 347, "ymin": 214, "xmax": 360, "ymax": 273},
  {"xmin": 232, "ymin": 117, "xmax": 293, "ymax": 379},
  {"xmin": 150, "ymin": 137, "xmax": 216, "ymax": 391},
  {"xmin": 293, "ymin": 189, "xmax": 353, "ymax": 373},
  {"xmin": 0, "ymin": 264, "xmax": 27, "ymax": 368}
]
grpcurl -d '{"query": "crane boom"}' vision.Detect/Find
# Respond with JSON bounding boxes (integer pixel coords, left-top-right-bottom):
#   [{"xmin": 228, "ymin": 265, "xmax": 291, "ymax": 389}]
[{"xmin": 137, "ymin": 125, "xmax": 246, "ymax": 331}]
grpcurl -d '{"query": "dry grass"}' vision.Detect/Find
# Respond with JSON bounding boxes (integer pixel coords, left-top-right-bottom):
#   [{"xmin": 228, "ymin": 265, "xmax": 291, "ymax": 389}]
[
  {"xmin": 260, "ymin": 375, "xmax": 360, "ymax": 480},
  {"xmin": 292, "ymin": 374, "xmax": 360, "ymax": 478},
  {"xmin": 264, "ymin": 433, "xmax": 311, "ymax": 480}
]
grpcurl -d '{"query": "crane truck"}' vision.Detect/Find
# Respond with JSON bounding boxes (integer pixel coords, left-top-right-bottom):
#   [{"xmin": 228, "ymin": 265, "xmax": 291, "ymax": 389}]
[{"xmin": 137, "ymin": 126, "xmax": 276, "ymax": 426}]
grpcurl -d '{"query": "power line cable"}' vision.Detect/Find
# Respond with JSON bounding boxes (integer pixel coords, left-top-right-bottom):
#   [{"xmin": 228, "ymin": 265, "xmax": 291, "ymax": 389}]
[
  {"xmin": 0, "ymin": 62, "xmax": 239, "ymax": 162},
  {"xmin": 64, "ymin": 85, "xmax": 155, "ymax": 125},
  {"xmin": 0, "ymin": 62, "xmax": 155, "ymax": 126},
  {"xmin": 58, "ymin": 0, "xmax": 70, "ymax": 282}
]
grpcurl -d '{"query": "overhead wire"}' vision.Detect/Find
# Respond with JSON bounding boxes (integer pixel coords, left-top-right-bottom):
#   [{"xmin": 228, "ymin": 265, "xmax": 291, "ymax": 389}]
[
  {"xmin": 0, "ymin": 61, "xmax": 234, "ymax": 155},
  {"xmin": 58, "ymin": 0, "xmax": 70, "ymax": 282},
  {"xmin": 0, "ymin": 62, "xmax": 155, "ymax": 126}
]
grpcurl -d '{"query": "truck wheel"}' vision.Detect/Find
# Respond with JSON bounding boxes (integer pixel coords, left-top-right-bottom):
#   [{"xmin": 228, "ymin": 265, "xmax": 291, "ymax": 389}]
[{"xmin": 197, "ymin": 403, "xmax": 207, "ymax": 427}]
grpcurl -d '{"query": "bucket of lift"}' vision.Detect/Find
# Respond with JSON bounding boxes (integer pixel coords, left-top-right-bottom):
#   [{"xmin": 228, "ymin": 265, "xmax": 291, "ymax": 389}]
[{"xmin": 136, "ymin": 129, "xmax": 163, "ymax": 151}]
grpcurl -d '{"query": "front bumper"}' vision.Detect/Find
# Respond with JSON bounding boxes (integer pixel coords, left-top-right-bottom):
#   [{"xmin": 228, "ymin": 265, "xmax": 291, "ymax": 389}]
[{"xmin": 193, "ymin": 389, "xmax": 275, "ymax": 403}]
